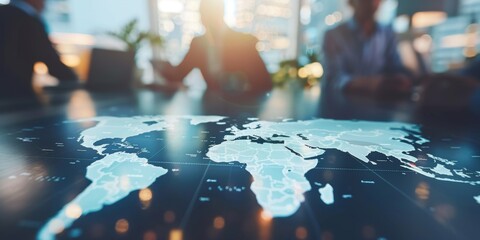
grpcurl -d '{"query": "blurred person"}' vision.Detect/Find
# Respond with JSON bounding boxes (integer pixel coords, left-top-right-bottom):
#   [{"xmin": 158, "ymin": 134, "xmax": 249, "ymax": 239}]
[
  {"xmin": 0, "ymin": 0, "xmax": 77, "ymax": 98},
  {"xmin": 419, "ymin": 57, "xmax": 480, "ymax": 116},
  {"xmin": 323, "ymin": 0, "xmax": 412, "ymax": 97},
  {"xmin": 152, "ymin": 0, "xmax": 272, "ymax": 95}
]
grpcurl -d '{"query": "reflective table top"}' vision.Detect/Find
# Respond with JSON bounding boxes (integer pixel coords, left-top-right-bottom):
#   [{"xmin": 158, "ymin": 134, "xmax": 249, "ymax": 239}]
[{"xmin": 0, "ymin": 86, "xmax": 479, "ymax": 240}]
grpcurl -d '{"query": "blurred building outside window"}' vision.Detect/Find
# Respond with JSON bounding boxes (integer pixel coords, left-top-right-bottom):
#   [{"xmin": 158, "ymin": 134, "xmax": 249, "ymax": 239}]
[
  {"xmin": 42, "ymin": 0, "xmax": 302, "ymax": 89},
  {"xmin": 430, "ymin": 0, "xmax": 480, "ymax": 72},
  {"xmin": 25, "ymin": 0, "xmax": 480, "ymax": 87},
  {"xmin": 151, "ymin": 0, "xmax": 300, "ymax": 89},
  {"xmin": 40, "ymin": 0, "xmax": 153, "ymax": 85}
]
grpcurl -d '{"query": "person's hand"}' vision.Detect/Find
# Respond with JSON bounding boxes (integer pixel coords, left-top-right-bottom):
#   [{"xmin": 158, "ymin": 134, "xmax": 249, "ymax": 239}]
[
  {"xmin": 379, "ymin": 74, "xmax": 412, "ymax": 96},
  {"xmin": 144, "ymin": 82, "xmax": 186, "ymax": 93},
  {"xmin": 344, "ymin": 76, "xmax": 383, "ymax": 94},
  {"xmin": 150, "ymin": 60, "xmax": 174, "ymax": 79},
  {"xmin": 344, "ymin": 74, "xmax": 412, "ymax": 98}
]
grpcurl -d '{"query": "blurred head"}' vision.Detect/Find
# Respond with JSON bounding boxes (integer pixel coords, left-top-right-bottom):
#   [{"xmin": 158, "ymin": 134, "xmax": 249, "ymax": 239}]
[
  {"xmin": 349, "ymin": 0, "xmax": 381, "ymax": 23},
  {"xmin": 199, "ymin": 0, "xmax": 225, "ymax": 32},
  {"xmin": 25, "ymin": 0, "xmax": 46, "ymax": 13}
]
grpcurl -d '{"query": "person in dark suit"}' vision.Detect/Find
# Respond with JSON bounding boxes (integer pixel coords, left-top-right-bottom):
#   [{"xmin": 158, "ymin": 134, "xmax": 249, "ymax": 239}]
[
  {"xmin": 0, "ymin": 0, "xmax": 77, "ymax": 98},
  {"xmin": 153, "ymin": 0, "xmax": 272, "ymax": 95},
  {"xmin": 419, "ymin": 57, "xmax": 480, "ymax": 117}
]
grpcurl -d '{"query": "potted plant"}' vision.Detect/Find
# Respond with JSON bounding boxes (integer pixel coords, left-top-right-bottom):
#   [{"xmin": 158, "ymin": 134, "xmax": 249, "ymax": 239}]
[{"xmin": 108, "ymin": 19, "xmax": 164, "ymax": 86}]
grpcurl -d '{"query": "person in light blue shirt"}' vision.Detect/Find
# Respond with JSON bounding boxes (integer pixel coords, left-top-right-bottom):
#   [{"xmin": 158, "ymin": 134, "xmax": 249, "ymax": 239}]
[{"xmin": 323, "ymin": 0, "xmax": 411, "ymax": 96}]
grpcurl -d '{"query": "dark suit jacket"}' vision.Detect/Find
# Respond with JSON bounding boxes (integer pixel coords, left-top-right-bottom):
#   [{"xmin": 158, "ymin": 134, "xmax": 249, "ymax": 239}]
[
  {"xmin": 0, "ymin": 4, "xmax": 76, "ymax": 98},
  {"xmin": 163, "ymin": 29, "xmax": 272, "ymax": 94}
]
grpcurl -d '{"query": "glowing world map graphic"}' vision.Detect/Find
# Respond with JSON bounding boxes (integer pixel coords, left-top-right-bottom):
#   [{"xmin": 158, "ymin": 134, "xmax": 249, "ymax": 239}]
[{"xmin": 36, "ymin": 116, "xmax": 480, "ymax": 240}]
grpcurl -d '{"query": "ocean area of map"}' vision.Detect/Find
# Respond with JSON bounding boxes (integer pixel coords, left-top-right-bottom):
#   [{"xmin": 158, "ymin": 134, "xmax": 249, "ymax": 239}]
[{"xmin": 30, "ymin": 115, "xmax": 480, "ymax": 240}]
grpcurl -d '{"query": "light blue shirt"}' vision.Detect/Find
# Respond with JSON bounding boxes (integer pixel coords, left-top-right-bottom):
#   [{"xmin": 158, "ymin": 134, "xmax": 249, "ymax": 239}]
[{"xmin": 323, "ymin": 19, "xmax": 407, "ymax": 91}]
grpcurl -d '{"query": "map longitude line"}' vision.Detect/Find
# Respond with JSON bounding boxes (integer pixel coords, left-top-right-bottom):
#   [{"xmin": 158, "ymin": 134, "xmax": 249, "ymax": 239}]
[
  {"xmin": 0, "ymin": 151, "xmax": 419, "ymax": 173},
  {"xmin": 301, "ymin": 195, "xmax": 323, "ymax": 239},
  {"xmin": 0, "ymin": 154, "xmax": 428, "ymax": 175},
  {"xmin": 0, "ymin": 130, "xmax": 24, "ymax": 138},
  {"xmin": 147, "ymin": 145, "xmax": 167, "ymax": 160},
  {"xmin": 18, "ymin": 115, "xmax": 479, "ymax": 240},
  {"xmin": 179, "ymin": 161, "xmax": 212, "ymax": 230},
  {"xmin": 0, "ymin": 153, "xmax": 98, "ymax": 161},
  {"xmin": 146, "ymin": 160, "xmax": 416, "ymax": 173},
  {"xmin": 353, "ymin": 157, "xmax": 419, "ymax": 205},
  {"xmin": 353, "ymin": 157, "xmax": 467, "ymax": 238}
]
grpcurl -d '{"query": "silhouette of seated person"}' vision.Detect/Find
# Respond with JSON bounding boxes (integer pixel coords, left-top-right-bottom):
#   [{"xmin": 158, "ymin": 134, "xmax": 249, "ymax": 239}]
[
  {"xmin": 153, "ymin": 0, "xmax": 272, "ymax": 95},
  {"xmin": 323, "ymin": 0, "xmax": 411, "ymax": 97},
  {"xmin": 419, "ymin": 57, "xmax": 480, "ymax": 116},
  {"xmin": 0, "ymin": 0, "xmax": 77, "ymax": 99}
]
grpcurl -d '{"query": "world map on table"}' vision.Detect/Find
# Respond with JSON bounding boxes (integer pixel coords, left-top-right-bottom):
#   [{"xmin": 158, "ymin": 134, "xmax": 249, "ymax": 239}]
[{"xmin": 36, "ymin": 116, "xmax": 480, "ymax": 240}]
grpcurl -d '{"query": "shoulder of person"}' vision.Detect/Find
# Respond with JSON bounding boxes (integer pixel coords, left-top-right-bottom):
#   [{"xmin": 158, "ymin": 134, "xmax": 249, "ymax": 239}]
[
  {"xmin": 324, "ymin": 22, "xmax": 351, "ymax": 40},
  {"xmin": 228, "ymin": 31, "xmax": 258, "ymax": 44},
  {"xmin": 323, "ymin": 22, "xmax": 349, "ymax": 48},
  {"xmin": 377, "ymin": 23, "xmax": 395, "ymax": 35},
  {"xmin": 0, "ymin": 4, "xmax": 23, "ymax": 18},
  {"xmin": 189, "ymin": 35, "xmax": 207, "ymax": 49},
  {"xmin": 1, "ymin": 4, "xmax": 32, "ymax": 18},
  {"xmin": 0, "ymin": 4, "xmax": 15, "ymax": 12},
  {"xmin": 0, "ymin": 5, "xmax": 43, "ymax": 30}
]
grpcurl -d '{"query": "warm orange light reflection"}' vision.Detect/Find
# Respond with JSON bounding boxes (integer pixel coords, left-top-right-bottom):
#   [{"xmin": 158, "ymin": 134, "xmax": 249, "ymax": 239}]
[
  {"xmin": 50, "ymin": 33, "xmax": 95, "ymax": 46},
  {"xmin": 164, "ymin": 211, "xmax": 176, "ymax": 223},
  {"xmin": 295, "ymin": 226, "xmax": 308, "ymax": 240},
  {"xmin": 67, "ymin": 90, "xmax": 97, "ymax": 123},
  {"xmin": 298, "ymin": 62, "xmax": 324, "ymax": 79},
  {"xmin": 143, "ymin": 230, "xmax": 157, "ymax": 240},
  {"xmin": 34, "ymin": 62, "xmax": 49, "ymax": 75},
  {"xmin": 323, "ymin": 170, "xmax": 334, "ymax": 182},
  {"xmin": 321, "ymin": 231, "xmax": 334, "ymax": 240},
  {"xmin": 271, "ymin": 37, "xmax": 290, "ymax": 49},
  {"xmin": 412, "ymin": 11, "xmax": 446, "ymax": 29},
  {"xmin": 361, "ymin": 225, "xmax": 376, "ymax": 239},
  {"xmin": 413, "ymin": 34, "xmax": 433, "ymax": 54},
  {"xmin": 464, "ymin": 23, "xmax": 479, "ymax": 58},
  {"xmin": 65, "ymin": 203, "xmax": 83, "ymax": 219},
  {"xmin": 213, "ymin": 216, "xmax": 225, "ymax": 230},
  {"xmin": 169, "ymin": 229, "xmax": 183, "ymax": 240},
  {"xmin": 61, "ymin": 54, "xmax": 81, "ymax": 68},
  {"xmin": 260, "ymin": 210, "xmax": 273, "ymax": 221},
  {"xmin": 415, "ymin": 182, "xmax": 430, "ymax": 200},
  {"xmin": 139, "ymin": 188, "xmax": 153, "ymax": 209},
  {"xmin": 298, "ymin": 67, "xmax": 309, "ymax": 78},
  {"xmin": 441, "ymin": 34, "xmax": 468, "ymax": 48},
  {"xmin": 434, "ymin": 204, "xmax": 456, "ymax": 224},
  {"xmin": 139, "ymin": 188, "xmax": 153, "ymax": 202},
  {"xmin": 259, "ymin": 210, "xmax": 272, "ymax": 240},
  {"xmin": 115, "ymin": 219, "xmax": 129, "ymax": 234},
  {"xmin": 48, "ymin": 219, "xmax": 65, "ymax": 235}
]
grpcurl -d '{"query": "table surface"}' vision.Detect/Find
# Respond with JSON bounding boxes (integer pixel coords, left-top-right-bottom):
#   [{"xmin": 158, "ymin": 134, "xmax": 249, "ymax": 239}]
[{"xmin": 0, "ymin": 85, "xmax": 479, "ymax": 240}]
